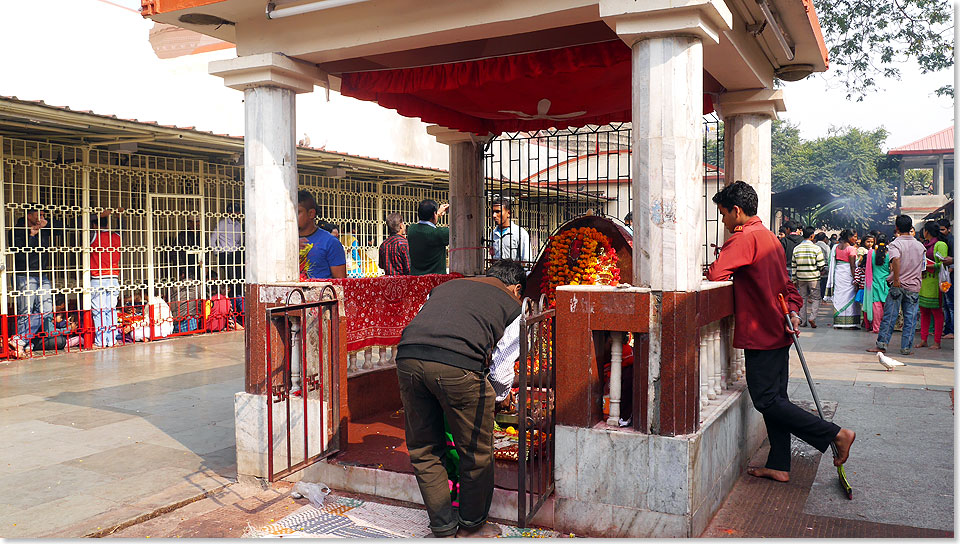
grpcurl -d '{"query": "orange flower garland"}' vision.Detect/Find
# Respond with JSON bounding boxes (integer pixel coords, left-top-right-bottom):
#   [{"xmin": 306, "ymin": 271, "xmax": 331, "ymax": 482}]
[{"xmin": 541, "ymin": 227, "xmax": 620, "ymax": 306}]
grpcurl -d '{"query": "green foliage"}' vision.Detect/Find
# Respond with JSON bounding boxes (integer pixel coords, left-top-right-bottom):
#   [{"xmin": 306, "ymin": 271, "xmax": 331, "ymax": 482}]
[
  {"xmin": 903, "ymin": 168, "xmax": 933, "ymax": 194},
  {"xmin": 704, "ymin": 119, "xmax": 724, "ymax": 169},
  {"xmin": 771, "ymin": 120, "xmax": 899, "ymax": 230},
  {"xmin": 812, "ymin": 0, "xmax": 954, "ymax": 100}
]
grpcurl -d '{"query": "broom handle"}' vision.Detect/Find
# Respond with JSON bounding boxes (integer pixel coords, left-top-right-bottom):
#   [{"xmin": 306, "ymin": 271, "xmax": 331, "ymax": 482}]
[{"xmin": 778, "ymin": 294, "xmax": 840, "ymax": 458}]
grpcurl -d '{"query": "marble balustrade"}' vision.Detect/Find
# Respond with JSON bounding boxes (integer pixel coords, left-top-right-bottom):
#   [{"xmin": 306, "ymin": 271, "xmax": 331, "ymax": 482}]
[
  {"xmin": 698, "ymin": 316, "xmax": 742, "ymax": 423},
  {"xmin": 347, "ymin": 345, "xmax": 398, "ymax": 375}
]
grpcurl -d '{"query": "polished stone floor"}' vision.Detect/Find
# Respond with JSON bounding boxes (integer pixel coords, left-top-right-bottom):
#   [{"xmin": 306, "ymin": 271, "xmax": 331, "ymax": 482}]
[
  {"xmin": 0, "ymin": 303, "xmax": 953, "ymax": 538},
  {"xmin": 705, "ymin": 305, "xmax": 955, "ymax": 536},
  {"xmin": 0, "ymin": 331, "xmax": 245, "ymax": 538}
]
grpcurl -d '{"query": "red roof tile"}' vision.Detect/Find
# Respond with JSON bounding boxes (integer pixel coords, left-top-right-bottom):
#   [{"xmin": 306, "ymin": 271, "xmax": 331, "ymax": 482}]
[{"xmin": 889, "ymin": 126, "xmax": 954, "ymax": 155}]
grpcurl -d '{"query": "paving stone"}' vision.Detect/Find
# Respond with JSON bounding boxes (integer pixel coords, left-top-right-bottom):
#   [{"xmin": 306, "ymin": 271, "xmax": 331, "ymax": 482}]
[
  {"xmin": 0, "ymin": 493, "xmax": 121, "ymax": 538},
  {"xmin": 0, "ymin": 463, "xmax": 120, "ymax": 509},
  {"xmin": 62, "ymin": 442, "xmax": 208, "ymax": 477},
  {"xmin": 703, "ymin": 307, "xmax": 954, "ymax": 538},
  {"xmin": 37, "ymin": 406, "xmax": 141, "ymax": 430}
]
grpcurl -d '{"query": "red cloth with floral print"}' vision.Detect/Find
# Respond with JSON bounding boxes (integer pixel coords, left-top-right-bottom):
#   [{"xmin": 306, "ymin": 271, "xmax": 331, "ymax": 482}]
[{"xmin": 306, "ymin": 273, "xmax": 462, "ymax": 352}]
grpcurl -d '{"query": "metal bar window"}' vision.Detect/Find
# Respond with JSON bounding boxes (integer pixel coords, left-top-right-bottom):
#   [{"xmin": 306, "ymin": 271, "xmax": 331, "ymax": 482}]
[{"xmin": 702, "ymin": 114, "xmax": 724, "ymax": 271}]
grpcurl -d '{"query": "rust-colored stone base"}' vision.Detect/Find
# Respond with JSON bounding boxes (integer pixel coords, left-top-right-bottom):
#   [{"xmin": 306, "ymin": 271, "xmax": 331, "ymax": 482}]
[{"xmin": 346, "ymin": 368, "xmax": 402, "ymax": 421}]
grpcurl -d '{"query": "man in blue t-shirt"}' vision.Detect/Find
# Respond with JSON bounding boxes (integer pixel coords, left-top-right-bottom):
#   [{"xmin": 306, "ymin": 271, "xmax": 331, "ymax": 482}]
[{"xmin": 297, "ymin": 191, "xmax": 346, "ymax": 279}]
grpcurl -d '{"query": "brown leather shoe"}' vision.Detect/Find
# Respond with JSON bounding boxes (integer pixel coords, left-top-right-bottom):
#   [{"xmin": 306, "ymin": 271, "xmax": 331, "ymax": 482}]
[
  {"xmin": 809, "ymin": 320, "xmax": 817, "ymax": 328},
  {"xmin": 456, "ymin": 523, "xmax": 501, "ymax": 538}
]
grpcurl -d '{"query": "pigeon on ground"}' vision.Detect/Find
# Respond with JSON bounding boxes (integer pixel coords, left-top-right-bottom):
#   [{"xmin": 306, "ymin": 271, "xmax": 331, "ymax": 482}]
[{"xmin": 877, "ymin": 351, "xmax": 906, "ymax": 371}]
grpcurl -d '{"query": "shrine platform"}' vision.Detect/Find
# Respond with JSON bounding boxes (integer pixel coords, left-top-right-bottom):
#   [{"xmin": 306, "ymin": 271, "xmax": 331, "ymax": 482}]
[
  {"xmin": 294, "ymin": 360, "xmax": 543, "ymax": 526},
  {"xmin": 235, "ymin": 279, "xmax": 766, "ymax": 537}
]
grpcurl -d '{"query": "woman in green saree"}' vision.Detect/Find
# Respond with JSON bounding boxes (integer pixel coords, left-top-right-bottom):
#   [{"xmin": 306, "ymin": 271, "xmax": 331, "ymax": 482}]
[{"xmin": 863, "ymin": 234, "xmax": 890, "ymax": 333}]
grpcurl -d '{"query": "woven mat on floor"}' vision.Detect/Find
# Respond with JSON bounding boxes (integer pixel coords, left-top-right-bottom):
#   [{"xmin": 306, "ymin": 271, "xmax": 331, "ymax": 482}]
[
  {"xmin": 243, "ymin": 496, "xmax": 407, "ymax": 538},
  {"xmin": 243, "ymin": 494, "xmax": 561, "ymax": 538}
]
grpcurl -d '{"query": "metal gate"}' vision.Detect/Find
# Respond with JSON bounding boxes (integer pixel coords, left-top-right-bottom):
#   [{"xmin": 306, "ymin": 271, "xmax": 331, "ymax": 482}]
[
  {"xmin": 517, "ymin": 296, "xmax": 556, "ymax": 527},
  {"xmin": 265, "ymin": 287, "xmax": 342, "ymax": 482},
  {"xmin": 148, "ymin": 194, "xmax": 206, "ymax": 334}
]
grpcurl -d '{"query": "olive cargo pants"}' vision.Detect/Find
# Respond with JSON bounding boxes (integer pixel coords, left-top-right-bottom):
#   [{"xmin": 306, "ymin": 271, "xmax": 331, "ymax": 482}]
[{"xmin": 396, "ymin": 357, "xmax": 496, "ymax": 537}]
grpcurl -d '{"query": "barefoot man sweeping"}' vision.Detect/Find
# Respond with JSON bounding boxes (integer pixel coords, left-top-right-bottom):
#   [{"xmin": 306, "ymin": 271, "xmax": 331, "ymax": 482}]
[{"xmin": 706, "ymin": 181, "xmax": 856, "ymax": 483}]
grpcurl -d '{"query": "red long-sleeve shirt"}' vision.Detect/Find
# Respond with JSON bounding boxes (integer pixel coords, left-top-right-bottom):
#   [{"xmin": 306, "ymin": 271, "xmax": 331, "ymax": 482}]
[{"xmin": 706, "ymin": 216, "xmax": 802, "ymax": 350}]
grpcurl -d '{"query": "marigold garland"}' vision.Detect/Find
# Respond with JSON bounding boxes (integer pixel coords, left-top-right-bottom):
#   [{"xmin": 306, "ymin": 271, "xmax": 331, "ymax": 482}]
[{"xmin": 540, "ymin": 226, "xmax": 621, "ymax": 307}]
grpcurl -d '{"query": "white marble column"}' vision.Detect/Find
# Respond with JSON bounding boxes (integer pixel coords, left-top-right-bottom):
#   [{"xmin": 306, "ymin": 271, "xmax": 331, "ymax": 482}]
[
  {"xmin": 717, "ymin": 89, "xmax": 785, "ymax": 226},
  {"xmin": 607, "ymin": 333, "xmax": 624, "ymax": 426},
  {"xmin": 211, "ymin": 53, "xmax": 327, "ymax": 284},
  {"xmin": 243, "ymin": 86, "xmax": 300, "ymax": 283},
  {"xmin": 630, "ymin": 36, "xmax": 705, "ymax": 291},
  {"xmin": 602, "ymin": 0, "xmax": 732, "ymax": 433},
  {"xmin": 210, "ymin": 53, "xmax": 327, "ymax": 392},
  {"xmin": 699, "ymin": 330, "xmax": 709, "ymax": 410},
  {"xmin": 601, "ymin": 0, "xmax": 731, "ymax": 290},
  {"xmin": 935, "ymin": 155, "xmax": 944, "ymax": 195},
  {"xmin": 428, "ymin": 126, "xmax": 485, "ymax": 275}
]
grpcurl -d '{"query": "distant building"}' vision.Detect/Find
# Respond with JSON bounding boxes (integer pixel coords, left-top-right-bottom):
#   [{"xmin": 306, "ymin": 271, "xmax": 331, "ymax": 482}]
[{"xmin": 890, "ymin": 126, "xmax": 954, "ymax": 224}]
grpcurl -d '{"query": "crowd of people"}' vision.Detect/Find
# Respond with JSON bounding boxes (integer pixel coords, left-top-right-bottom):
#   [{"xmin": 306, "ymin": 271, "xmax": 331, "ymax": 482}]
[
  {"xmin": 6, "ymin": 204, "xmax": 245, "ymax": 359},
  {"xmin": 777, "ymin": 215, "xmax": 953, "ymax": 355},
  {"xmin": 5, "ymin": 191, "xmax": 536, "ymax": 360},
  {"xmin": 297, "ymin": 190, "xmax": 533, "ymax": 281}
]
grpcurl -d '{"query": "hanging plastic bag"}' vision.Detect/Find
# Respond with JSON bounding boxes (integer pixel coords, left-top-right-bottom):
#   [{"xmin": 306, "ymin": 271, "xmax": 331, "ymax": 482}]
[
  {"xmin": 291, "ymin": 481, "xmax": 331, "ymax": 508},
  {"xmin": 939, "ymin": 263, "xmax": 952, "ymax": 293}
]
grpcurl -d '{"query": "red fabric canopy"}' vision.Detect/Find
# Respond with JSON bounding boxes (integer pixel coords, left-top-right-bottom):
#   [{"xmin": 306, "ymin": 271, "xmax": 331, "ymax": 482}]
[{"xmin": 340, "ymin": 40, "xmax": 714, "ymax": 135}]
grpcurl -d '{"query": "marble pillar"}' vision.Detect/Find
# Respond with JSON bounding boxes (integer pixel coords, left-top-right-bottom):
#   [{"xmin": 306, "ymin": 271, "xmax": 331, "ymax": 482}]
[
  {"xmin": 427, "ymin": 126, "xmax": 486, "ymax": 275},
  {"xmin": 601, "ymin": 0, "xmax": 732, "ymax": 434},
  {"xmin": 935, "ymin": 155, "xmax": 944, "ymax": 195},
  {"xmin": 717, "ymin": 89, "xmax": 785, "ymax": 226},
  {"xmin": 630, "ymin": 36, "xmax": 705, "ymax": 292},
  {"xmin": 210, "ymin": 53, "xmax": 326, "ymax": 393},
  {"xmin": 243, "ymin": 86, "xmax": 300, "ymax": 284}
]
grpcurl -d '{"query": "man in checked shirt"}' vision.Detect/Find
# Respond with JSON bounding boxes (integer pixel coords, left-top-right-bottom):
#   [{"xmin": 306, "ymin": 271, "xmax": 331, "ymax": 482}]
[
  {"xmin": 395, "ymin": 259, "xmax": 523, "ymax": 538},
  {"xmin": 378, "ymin": 212, "xmax": 411, "ymax": 275}
]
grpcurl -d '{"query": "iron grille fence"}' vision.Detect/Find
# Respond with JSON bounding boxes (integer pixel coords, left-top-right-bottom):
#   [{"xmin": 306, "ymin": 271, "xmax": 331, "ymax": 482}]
[
  {"xmin": 482, "ymin": 124, "xmax": 629, "ymax": 270},
  {"xmin": 703, "ymin": 114, "xmax": 724, "ymax": 270},
  {"xmin": 482, "ymin": 118, "xmax": 725, "ymax": 273},
  {"xmin": 0, "ymin": 136, "xmax": 446, "ymax": 358},
  {"xmin": 297, "ymin": 174, "xmax": 448, "ymax": 278}
]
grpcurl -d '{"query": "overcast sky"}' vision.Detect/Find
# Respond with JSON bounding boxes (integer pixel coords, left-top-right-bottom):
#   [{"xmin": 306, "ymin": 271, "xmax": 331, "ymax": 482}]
[{"xmin": 0, "ymin": 0, "xmax": 953, "ymax": 171}]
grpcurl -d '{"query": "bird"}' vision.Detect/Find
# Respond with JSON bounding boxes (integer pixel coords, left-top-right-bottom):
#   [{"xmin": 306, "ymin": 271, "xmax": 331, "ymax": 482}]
[{"xmin": 877, "ymin": 351, "xmax": 906, "ymax": 371}]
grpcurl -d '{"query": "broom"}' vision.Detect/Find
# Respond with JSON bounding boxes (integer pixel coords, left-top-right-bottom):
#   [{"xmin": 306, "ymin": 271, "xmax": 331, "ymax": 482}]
[{"xmin": 777, "ymin": 294, "xmax": 853, "ymax": 500}]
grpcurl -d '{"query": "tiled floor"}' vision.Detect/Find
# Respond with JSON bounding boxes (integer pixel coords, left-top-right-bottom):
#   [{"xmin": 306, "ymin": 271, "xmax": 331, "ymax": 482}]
[
  {"xmin": 789, "ymin": 306, "xmax": 954, "ymax": 388},
  {"xmin": 0, "ymin": 331, "xmax": 245, "ymax": 538},
  {"xmin": 704, "ymin": 306, "xmax": 955, "ymax": 537}
]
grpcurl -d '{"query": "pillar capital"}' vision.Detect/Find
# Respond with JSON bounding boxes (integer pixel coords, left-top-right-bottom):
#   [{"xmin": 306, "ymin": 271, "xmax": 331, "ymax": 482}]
[
  {"xmin": 209, "ymin": 52, "xmax": 333, "ymax": 94},
  {"xmin": 600, "ymin": 0, "xmax": 733, "ymax": 46},
  {"xmin": 426, "ymin": 125, "xmax": 492, "ymax": 146},
  {"xmin": 716, "ymin": 88, "xmax": 786, "ymax": 120}
]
